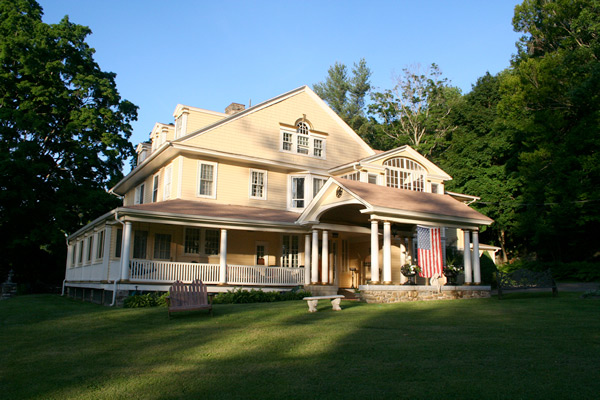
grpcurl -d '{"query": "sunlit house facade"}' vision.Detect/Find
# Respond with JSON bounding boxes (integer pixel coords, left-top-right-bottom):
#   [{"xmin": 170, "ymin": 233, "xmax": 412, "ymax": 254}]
[{"xmin": 64, "ymin": 86, "xmax": 492, "ymax": 304}]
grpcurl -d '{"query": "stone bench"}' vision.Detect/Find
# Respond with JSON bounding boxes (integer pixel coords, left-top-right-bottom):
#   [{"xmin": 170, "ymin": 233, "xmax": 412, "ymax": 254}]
[
  {"xmin": 302, "ymin": 295, "xmax": 344, "ymax": 312},
  {"xmin": 496, "ymin": 269, "xmax": 558, "ymax": 299}
]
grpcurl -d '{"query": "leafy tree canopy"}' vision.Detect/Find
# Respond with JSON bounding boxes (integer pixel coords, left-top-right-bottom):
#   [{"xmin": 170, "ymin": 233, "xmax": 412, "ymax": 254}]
[{"xmin": 0, "ymin": 0, "xmax": 137, "ymax": 287}]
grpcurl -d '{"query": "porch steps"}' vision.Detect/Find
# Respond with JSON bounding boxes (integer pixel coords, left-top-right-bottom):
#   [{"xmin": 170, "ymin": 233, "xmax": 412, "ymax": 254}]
[{"xmin": 338, "ymin": 289, "xmax": 361, "ymax": 301}]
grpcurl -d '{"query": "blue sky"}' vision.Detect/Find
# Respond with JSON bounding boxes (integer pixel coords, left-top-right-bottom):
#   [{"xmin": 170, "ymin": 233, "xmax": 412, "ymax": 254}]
[{"xmin": 38, "ymin": 0, "xmax": 522, "ymax": 151}]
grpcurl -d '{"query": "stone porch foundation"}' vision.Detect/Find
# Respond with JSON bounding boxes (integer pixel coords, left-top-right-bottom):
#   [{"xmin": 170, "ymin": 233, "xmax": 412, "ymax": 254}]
[{"xmin": 358, "ymin": 284, "xmax": 491, "ymax": 303}]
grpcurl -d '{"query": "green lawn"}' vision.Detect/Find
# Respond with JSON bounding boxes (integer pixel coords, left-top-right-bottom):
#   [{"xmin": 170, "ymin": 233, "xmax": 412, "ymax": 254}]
[{"xmin": 1, "ymin": 293, "xmax": 599, "ymax": 400}]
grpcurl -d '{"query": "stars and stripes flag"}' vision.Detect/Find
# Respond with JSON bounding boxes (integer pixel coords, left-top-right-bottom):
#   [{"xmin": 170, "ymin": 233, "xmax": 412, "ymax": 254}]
[{"xmin": 417, "ymin": 225, "xmax": 443, "ymax": 278}]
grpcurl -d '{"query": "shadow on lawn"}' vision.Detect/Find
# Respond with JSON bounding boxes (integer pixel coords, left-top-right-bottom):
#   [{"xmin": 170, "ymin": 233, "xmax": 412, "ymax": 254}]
[{"xmin": 2, "ymin": 294, "xmax": 599, "ymax": 399}]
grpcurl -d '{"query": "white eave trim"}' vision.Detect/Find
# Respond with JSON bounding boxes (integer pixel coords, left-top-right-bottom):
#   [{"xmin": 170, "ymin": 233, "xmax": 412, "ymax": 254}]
[{"xmin": 67, "ymin": 210, "xmax": 117, "ymax": 241}]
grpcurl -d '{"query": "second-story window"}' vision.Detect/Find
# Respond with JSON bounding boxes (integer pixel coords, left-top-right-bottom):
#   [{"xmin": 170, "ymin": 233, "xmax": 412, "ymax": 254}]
[
  {"xmin": 384, "ymin": 157, "xmax": 426, "ymax": 192},
  {"xmin": 198, "ymin": 161, "xmax": 217, "ymax": 199},
  {"xmin": 152, "ymin": 174, "xmax": 159, "ymax": 202},
  {"xmin": 134, "ymin": 183, "xmax": 145, "ymax": 205},
  {"xmin": 250, "ymin": 169, "xmax": 267, "ymax": 200},
  {"xmin": 291, "ymin": 176, "xmax": 305, "ymax": 208}
]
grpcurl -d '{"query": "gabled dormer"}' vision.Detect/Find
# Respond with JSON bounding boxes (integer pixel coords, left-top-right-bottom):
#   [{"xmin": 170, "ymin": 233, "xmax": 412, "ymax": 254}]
[{"xmin": 329, "ymin": 145, "xmax": 452, "ymax": 194}]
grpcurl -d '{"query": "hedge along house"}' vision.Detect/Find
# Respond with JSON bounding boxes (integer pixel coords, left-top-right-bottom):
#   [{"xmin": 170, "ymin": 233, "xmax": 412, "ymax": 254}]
[{"xmin": 63, "ymin": 86, "xmax": 493, "ymax": 305}]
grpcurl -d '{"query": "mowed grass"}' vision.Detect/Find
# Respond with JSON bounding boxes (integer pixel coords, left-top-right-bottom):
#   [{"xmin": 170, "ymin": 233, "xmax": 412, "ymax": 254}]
[{"xmin": 1, "ymin": 293, "xmax": 599, "ymax": 400}]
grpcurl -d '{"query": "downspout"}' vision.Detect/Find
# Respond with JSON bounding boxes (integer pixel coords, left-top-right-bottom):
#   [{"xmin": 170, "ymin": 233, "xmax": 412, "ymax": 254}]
[{"xmin": 111, "ymin": 210, "xmax": 125, "ymax": 306}]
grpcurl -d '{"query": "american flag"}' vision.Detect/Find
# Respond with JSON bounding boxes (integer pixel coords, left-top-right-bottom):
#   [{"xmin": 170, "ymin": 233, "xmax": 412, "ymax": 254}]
[{"xmin": 417, "ymin": 226, "xmax": 443, "ymax": 278}]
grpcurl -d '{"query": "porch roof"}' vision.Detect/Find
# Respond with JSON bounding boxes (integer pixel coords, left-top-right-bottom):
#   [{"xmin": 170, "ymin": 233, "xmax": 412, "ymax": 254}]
[
  {"xmin": 120, "ymin": 199, "xmax": 300, "ymax": 224},
  {"xmin": 336, "ymin": 178, "xmax": 493, "ymax": 224}
]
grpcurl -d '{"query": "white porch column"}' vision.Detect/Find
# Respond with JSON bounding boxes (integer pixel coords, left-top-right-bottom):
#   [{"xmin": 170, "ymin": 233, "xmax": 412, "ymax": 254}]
[
  {"xmin": 472, "ymin": 230, "xmax": 481, "ymax": 284},
  {"xmin": 321, "ymin": 230, "xmax": 329, "ymax": 284},
  {"xmin": 304, "ymin": 234, "xmax": 311, "ymax": 285},
  {"xmin": 219, "ymin": 229, "xmax": 228, "ymax": 284},
  {"xmin": 383, "ymin": 221, "xmax": 392, "ymax": 284},
  {"xmin": 370, "ymin": 220, "xmax": 380, "ymax": 283},
  {"xmin": 399, "ymin": 237, "xmax": 407, "ymax": 284},
  {"xmin": 120, "ymin": 221, "xmax": 132, "ymax": 281},
  {"xmin": 463, "ymin": 229, "xmax": 472, "ymax": 284},
  {"xmin": 311, "ymin": 229, "xmax": 319, "ymax": 284}
]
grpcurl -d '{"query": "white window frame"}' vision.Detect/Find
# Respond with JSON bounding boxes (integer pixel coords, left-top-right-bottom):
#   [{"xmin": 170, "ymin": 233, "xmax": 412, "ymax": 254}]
[
  {"xmin": 96, "ymin": 230, "xmax": 105, "ymax": 260},
  {"xmin": 164, "ymin": 165, "xmax": 173, "ymax": 200},
  {"xmin": 134, "ymin": 183, "xmax": 145, "ymax": 205},
  {"xmin": 280, "ymin": 127, "xmax": 326, "ymax": 159},
  {"xmin": 152, "ymin": 173, "xmax": 160, "ymax": 203},
  {"xmin": 255, "ymin": 241, "xmax": 269, "ymax": 266},
  {"xmin": 312, "ymin": 176, "xmax": 328, "ymax": 199},
  {"xmin": 197, "ymin": 161, "xmax": 218, "ymax": 199},
  {"xmin": 249, "ymin": 169, "xmax": 267, "ymax": 200},
  {"xmin": 289, "ymin": 175, "xmax": 306, "ymax": 210}
]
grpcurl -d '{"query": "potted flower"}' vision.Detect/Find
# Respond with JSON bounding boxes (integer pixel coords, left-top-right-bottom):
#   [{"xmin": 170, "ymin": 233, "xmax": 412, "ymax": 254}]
[
  {"xmin": 401, "ymin": 264, "xmax": 420, "ymax": 285},
  {"xmin": 443, "ymin": 264, "xmax": 463, "ymax": 285}
]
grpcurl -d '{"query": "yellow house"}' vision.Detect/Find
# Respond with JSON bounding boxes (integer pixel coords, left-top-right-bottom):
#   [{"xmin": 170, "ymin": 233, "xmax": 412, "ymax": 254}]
[{"xmin": 64, "ymin": 86, "xmax": 493, "ymax": 305}]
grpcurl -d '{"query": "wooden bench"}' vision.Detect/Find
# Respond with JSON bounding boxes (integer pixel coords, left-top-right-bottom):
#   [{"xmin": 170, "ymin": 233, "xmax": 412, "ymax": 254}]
[
  {"xmin": 166, "ymin": 279, "xmax": 213, "ymax": 318},
  {"xmin": 302, "ymin": 295, "xmax": 344, "ymax": 312},
  {"xmin": 496, "ymin": 269, "xmax": 558, "ymax": 299}
]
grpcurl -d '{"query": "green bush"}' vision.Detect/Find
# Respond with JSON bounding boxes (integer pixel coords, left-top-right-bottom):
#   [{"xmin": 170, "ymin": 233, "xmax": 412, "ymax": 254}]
[
  {"xmin": 123, "ymin": 292, "xmax": 169, "ymax": 308},
  {"xmin": 212, "ymin": 288, "xmax": 312, "ymax": 304},
  {"xmin": 497, "ymin": 260, "xmax": 600, "ymax": 282},
  {"xmin": 479, "ymin": 252, "xmax": 498, "ymax": 287}
]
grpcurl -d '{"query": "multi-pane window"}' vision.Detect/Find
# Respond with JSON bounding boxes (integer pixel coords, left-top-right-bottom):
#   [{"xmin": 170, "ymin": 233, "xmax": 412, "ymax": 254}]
[
  {"xmin": 282, "ymin": 235, "xmax": 299, "ymax": 268},
  {"xmin": 205, "ymin": 229, "xmax": 220, "ymax": 255},
  {"xmin": 341, "ymin": 172, "xmax": 360, "ymax": 181},
  {"xmin": 384, "ymin": 157, "xmax": 426, "ymax": 192},
  {"xmin": 164, "ymin": 165, "xmax": 172, "ymax": 200},
  {"xmin": 135, "ymin": 183, "xmax": 145, "ymax": 205},
  {"xmin": 198, "ymin": 162, "xmax": 216, "ymax": 198},
  {"xmin": 280, "ymin": 120, "xmax": 326, "ymax": 159},
  {"xmin": 250, "ymin": 170, "xmax": 266, "ymax": 199},
  {"xmin": 256, "ymin": 244, "xmax": 266, "ymax": 265},
  {"xmin": 282, "ymin": 132, "xmax": 293, "ymax": 151},
  {"xmin": 152, "ymin": 174, "xmax": 159, "ymax": 202},
  {"xmin": 154, "ymin": 234, "xmax": 171, "ymax": 259},
  {"xmin": 313, "ymin": 177, "xmax": 327, "ymax": 197},
  {"xmin": 133, "ymin": 230, "xmax": 148, "ymax": 259},
  {"xmin": 291, "ymin": 177, "xmax": 305, "ymax": 208},
  {"xmin": 313, "ymin": 138, "xmax": 323, "ymax": 157},
  {"xmin": 115, "ymin": 229, "xmax": 122, "ymax": 258},
  {"xmin": 184, "ymin": 228, "xmax": 221, "ymax": 255},
  {"xmin": 184, "ymin": 228, "xmax": 201, "ymax": 254},
  {"xmin": 368, "ymin": 173, "xmax": 378, "ymax": 184},
  {"xmin": 71, "ymin": 244, "xmax": 77, "ymax": 266},
  {"xmin": 78, "ymin": 241, "xmax": 83, "ymax": 264},
  {"xmin": 96, "ymin": 230, "xmax": 105, "ymax": 259},
  {"xmin": 86, "ymin": 236, "xmax": 93, "ymax": 262}
]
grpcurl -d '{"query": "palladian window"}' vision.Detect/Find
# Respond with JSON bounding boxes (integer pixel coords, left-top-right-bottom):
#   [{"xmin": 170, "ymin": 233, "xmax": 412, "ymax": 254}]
[{"xmin": 384, "ymin": 157, "xmax": 426, "ymax": 192}]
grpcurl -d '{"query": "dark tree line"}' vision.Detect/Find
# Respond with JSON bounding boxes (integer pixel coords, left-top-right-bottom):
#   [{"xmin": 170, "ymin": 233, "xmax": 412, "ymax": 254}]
[
  {"xmin": 315, "ymin": 0, "xmax": 600, "ymax": 265},
  {"xmin": 0, "ymin": 0, "xmax": 137, "ymax": 290}
]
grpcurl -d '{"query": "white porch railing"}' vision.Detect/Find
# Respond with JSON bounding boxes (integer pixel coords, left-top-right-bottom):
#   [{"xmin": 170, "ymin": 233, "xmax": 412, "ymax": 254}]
[
  {"xmin": 128, "ymin": 260, "xmax": 304, "ymax": 286},
  {"xmin": 227, "ymin": 265, "xmax": 304, "ymax": 286},
  {"xmin": 130, "ymin": 260, "xmax": 220, "ymax": 284}
]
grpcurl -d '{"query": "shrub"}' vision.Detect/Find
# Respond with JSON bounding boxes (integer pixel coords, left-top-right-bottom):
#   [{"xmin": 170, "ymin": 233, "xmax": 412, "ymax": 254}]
[
  {"xmin": 479, "ymin": 252, "xmax": 498, "ymax": 287},
  {"xmin": 212, "ymin": 288, "xmax": 311, "ymax": 304},
  {"xmin": 497, "ymin": 260, "xmax": 600, "ymax": 282},
  {"xmin": 123, "ymin": 292, "xmax": 169, "ymax": 308}
]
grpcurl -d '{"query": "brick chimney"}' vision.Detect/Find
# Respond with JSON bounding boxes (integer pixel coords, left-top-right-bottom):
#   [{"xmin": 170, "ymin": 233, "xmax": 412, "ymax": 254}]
[{"xmin": 225, "ymin": 102, "xmax": 245, "ymax": 115}]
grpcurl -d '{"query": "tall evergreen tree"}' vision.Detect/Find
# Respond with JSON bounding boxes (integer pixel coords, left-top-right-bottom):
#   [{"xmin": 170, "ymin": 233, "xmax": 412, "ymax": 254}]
[{"xmin": 0, "ymin": 0, "xmax": 137, "ymax": 288}]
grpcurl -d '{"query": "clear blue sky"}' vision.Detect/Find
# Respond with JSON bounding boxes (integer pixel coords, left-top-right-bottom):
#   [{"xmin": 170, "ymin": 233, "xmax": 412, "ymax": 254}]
[{"xmin": 38, "ymin": 0, "xmax": 522, "ymax": 151}]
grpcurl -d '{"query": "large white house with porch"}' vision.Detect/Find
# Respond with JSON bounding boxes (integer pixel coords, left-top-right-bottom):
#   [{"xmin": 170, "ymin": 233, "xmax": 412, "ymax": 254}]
[{"xmin": 64, "ymin": 86, "xmax": 493, "ymax": 305}]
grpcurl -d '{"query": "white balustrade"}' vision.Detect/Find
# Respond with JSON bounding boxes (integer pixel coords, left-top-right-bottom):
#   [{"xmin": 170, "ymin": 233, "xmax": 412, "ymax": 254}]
[
  {"xmin": 227, "ymin": 265, "xmax": 305, "ymax": 286},
  {"xmin": 129, "ymin": 260, "xmax": 221, "ymax": 284}
]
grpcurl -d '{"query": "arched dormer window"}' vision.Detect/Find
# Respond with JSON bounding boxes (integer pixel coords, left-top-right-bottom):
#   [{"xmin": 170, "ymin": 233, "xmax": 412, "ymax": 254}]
[
  {"xmin": 280, "ymin": 118, "xmax": 326, "ymax": 159},
  {"xmin": 384, "ymin": 157, "xmax": 426, "ymax": 192},
  {"xmin": 296, "ymin": 122, "xmax": 309, "ymax": 154}
]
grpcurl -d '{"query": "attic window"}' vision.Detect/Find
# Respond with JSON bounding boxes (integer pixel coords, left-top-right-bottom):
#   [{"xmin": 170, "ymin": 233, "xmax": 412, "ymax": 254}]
[
  {"xmin": 280, "ymin": 120, "xmax": 326, "ymax": 159},
  {"xmin": 384, "ymin": 157, "xmax": 426, "ymax": 192}
]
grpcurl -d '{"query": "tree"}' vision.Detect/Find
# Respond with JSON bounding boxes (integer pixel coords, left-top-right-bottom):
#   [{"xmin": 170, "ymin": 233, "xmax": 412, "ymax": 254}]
[
  {"xmin": 313, "ymin": 58, "xmax": 372, "ymax": 128},
  {"xmin": 499, "ymin": 0, "xmax": 600, "ymax": 261},
  {"xmin": 369, "ymin": 64, "xmax": 461, "ymax": 157},
  {"xmin": 0, "ymin": 0, "xmax": 137, "ymax": 288}
]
